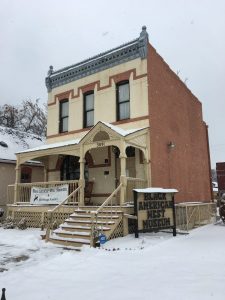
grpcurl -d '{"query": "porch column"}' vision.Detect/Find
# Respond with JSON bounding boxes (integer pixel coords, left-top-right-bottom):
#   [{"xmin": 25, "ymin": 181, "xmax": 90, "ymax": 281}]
[
  {"xmin": 44, "ymin": 166, "xmax": 48, "ymax": 182},
  {"xmin": 14, "ymin": 163, "xmax": 21, "ymax": 204},
  {"xmin": 143, "ymin": 148, "xmax": 151, "ymax": 186},
  {"xmin": 143, "ymin": 158, "xmax": 150, "ymax": 187},
  {"xmin": 79, "ymin": 157, "xmax": 85, "ymax": 206},
  {"xmin": 119, "ymin": 145, "xmax": 127, "ymax": 205}
]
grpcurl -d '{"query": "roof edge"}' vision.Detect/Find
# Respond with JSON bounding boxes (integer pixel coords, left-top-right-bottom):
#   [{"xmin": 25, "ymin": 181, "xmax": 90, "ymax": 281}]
[{"xmin": 46, "ymin": 26, "xmax": 149, "ymax": 92}]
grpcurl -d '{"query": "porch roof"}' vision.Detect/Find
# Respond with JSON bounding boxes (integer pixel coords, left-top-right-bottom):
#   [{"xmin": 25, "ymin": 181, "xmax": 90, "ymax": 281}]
[
  {"xmin": 100, "ymin": 122, "xmax": 148, "ymax": 137},
  {"xmin": 17, "ymin": 121, "xmax": 149, "ymax": 156},
  {"xmin": 0, "ymin": 126, "xmax": 44, "ymax": 160},
  {"xmin": 16, "ymin": 137, "xmax": 81, "ymax": 154}
]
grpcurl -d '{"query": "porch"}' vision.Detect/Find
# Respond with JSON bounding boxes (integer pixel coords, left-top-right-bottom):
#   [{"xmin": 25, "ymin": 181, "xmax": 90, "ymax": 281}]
[
  {"xmin": 9, "ymin": 121, "xmax": 150, "ymax": 206},
  {"xmin": 7, "ymin": 176, "xmax": 146, "ymax": 247},
  {"xmin": 7, "ymin": 122, "xmax": 150, "ymax": 246}
]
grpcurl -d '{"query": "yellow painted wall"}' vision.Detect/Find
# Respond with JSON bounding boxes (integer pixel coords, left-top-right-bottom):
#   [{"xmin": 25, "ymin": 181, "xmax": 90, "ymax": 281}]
[
  {"xmin": 47, "ymin": 58, "xmax": 148, "ymax": 144},
  {"xmin": 88, "ymin": 147, "xmax": 116, "ymax": 196}
]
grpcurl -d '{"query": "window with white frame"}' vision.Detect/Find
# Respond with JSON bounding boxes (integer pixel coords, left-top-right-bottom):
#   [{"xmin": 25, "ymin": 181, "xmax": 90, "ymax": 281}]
[
  {"xmin": 116, "ymin": 81, "xmax": 130, "ymax": 121},
  {"xmin": 83, "ymin": 91, "xmax": 94, "ymax": 128},
  {"xmin": 59, "ymin": 99, "xmax": 69, "ymax": 133}
]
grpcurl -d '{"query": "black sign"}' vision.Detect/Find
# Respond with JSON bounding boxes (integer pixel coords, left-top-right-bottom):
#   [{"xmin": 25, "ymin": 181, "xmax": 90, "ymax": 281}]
[{"xmin": 134, "ymin": 191, "xmax": 176, "ymax": 237}]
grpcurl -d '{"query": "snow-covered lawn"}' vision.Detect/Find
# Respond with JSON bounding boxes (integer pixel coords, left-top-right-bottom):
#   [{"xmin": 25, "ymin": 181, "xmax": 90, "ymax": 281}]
[{"xmin": 0, "ymin": 224, "xmax": 225, "ymax": 300}]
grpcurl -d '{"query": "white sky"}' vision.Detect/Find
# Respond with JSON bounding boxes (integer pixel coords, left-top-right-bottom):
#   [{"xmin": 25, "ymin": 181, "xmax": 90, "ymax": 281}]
[{"xmin": 0, "ymin": 0, "xmax": 224, "ymax": 167}]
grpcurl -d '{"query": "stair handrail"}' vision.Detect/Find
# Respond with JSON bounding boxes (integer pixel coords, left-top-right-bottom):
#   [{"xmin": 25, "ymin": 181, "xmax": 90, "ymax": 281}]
[
  {"xmin": 90, "ymin": 183, "xmax": 123, "ymax": 247},
  {"xmin": 95, "ymin": 183, "xmax": 123, "ymax": 215},
  {"xmin": 46, "ymin": 185, "xmax": 82, "ymax": 241}
]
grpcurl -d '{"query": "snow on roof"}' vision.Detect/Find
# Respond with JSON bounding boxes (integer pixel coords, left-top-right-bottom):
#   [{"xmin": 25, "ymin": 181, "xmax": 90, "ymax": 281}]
[
  {"xmin": 0, "ymin": 126, "xmax": 45, "ymax": 161},
  {"xmin": 134, "ymin": 187, "xmax": 178, "ymax": 193},
  {"xmin": 101, "ymin": 121, "xmax": 148, "ymax": 136},
  {"xmin": 18, "ymin": 121, "xmax": 148, "ymax": 155},
  {"xmin": 18, "ymin": 137, "xmax": 81, "ymax": 154}
]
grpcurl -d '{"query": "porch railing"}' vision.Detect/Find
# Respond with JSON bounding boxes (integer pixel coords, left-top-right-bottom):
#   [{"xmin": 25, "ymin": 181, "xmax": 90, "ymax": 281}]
[
  {"xmin": 90, "ymin": 183, "xmax": 123, "ymax": 246},
  {"xmin": 125, "ymin": 177, "xmax": 147, "ymax": 203},
  {"xmin": 8, "ymin": 180, "xmax": 79, "ymax": 205},
  {"xmin": 46, "ymin": 185, "xmax": 82, "ymax": 241},
  {"xmin": 176, "ymin": 202, "xmax": 217, "ymax": 231}
]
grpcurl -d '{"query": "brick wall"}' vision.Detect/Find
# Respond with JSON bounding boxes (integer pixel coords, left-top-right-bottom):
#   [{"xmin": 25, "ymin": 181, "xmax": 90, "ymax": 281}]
[{"xmin": 147, "ymin": 44, "xmax": 212, "ymax": 202}]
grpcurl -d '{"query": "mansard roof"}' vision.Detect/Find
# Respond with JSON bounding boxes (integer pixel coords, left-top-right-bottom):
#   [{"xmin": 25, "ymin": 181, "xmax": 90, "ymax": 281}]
[{"xmin": 46, "ymin": 26, "xmax": 149, "ymax": 92}]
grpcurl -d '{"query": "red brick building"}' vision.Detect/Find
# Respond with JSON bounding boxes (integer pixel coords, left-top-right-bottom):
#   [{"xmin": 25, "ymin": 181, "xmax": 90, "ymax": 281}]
[{"xmin": 147, "ymin": 43, "xmax": 212, "ymax": 202}]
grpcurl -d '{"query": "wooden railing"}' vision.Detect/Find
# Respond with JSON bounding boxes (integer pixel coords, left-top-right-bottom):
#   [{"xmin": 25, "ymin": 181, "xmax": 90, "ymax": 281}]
[
  {"xmin": 90, "ymin": 183, "xmax": 123, "ymax": 246},
  {"xmin": 46, "ymin": 185, "xmax": 82, "ymax": 240},
  {"xmin": 176, "ymin": 202, "xmax": 217, "ymax": 231},
  {"xmin": 125, "ymin": 177, "xmax": 147, "ymax": 203},
  {"xmin": 9, "ymin": 180, "xmax": 79, "ymax": 204}
]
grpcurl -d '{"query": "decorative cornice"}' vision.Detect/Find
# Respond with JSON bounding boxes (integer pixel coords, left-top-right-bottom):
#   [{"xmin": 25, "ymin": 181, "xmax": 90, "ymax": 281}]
[
  {"xmin": 48, "ymin": 68, "xmax": 147, "ymax": 106},
  {"xmin": 45, "ymin": 26, "xmax": 149, "ymax": 92}
]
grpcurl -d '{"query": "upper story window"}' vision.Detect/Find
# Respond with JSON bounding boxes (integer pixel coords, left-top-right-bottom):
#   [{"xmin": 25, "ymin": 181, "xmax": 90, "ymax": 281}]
[
  {"xmin": 83, "ymin": 91, "xmax": 94, "ymax": 128},
  {"xmin": 116, "ymin": 81, "xmax": 130, "ymax": 121},
  {"xmin": 59, "ymin": 99, "xmax": 69, "ymax": 133}
]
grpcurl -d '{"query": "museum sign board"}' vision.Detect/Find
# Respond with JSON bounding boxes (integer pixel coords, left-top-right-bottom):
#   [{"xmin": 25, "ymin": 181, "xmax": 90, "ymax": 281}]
[{"xmin": 133, "ymin": 188, "xmax": 178, "ymax": 237}]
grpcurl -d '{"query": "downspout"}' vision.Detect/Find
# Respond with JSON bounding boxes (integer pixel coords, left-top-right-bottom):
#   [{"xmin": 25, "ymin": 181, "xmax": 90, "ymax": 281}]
[{"xmin": 204, "ymin": 122, "xmax": 213, "ymax": 201}]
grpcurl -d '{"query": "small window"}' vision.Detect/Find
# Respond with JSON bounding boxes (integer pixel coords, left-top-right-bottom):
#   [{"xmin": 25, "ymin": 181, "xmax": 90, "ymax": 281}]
[
  {"xmin": 84, "ymin": 91, "xmax": 94, "ymax": 128},
  {"xmin": 59, "ymin": 99, "xmax": 69, "ymax": 133},
  {"xmin": 116, "ymin": 81, "xmax": 130, "ymax": 121},
  {"xmin": 21, "ymin": 167, "xmax": 32, "ymax": 183}
]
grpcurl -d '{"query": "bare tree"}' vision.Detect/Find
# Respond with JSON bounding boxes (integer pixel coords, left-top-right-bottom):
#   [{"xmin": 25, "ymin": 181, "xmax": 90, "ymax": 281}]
[
  {"xmin": 0, "ymin": 104, "xmax": 19, "ymax": 128},
  {"xmin": 0, "ymin": 99, "xmax": 47, "ymax": 137}
]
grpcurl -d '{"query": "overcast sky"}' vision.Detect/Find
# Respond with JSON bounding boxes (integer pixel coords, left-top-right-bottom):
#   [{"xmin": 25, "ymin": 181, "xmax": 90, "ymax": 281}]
[{"xmin": 0, "ymin": 0, "xmax": 224, "ymax": 167}]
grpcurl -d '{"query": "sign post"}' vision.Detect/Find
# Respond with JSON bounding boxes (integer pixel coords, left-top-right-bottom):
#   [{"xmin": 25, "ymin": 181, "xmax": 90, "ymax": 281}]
[{"xmin": 133, "ymin": 188, "xmax": 178, "ymax": 238}]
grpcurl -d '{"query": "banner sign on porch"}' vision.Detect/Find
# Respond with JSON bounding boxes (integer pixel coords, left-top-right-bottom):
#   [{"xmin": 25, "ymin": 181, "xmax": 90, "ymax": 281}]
[
  {"xmin": 133, "ymin": 188, "xmax": 178, "ymax": 237},
  {"xmin": 30, "ymin": 185, "xmax": 69, "ymax": 205}
]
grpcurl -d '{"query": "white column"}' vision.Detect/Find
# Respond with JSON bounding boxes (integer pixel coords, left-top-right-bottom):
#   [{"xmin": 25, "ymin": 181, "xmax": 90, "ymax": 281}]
[
  {"xmin": 119, "ymin": 143, "xmax": 127, "ymax": 206},
  {"xmin": 79, "ymin": 146, "xmax": 85, "ymax": 206},
  {"xmin": 44, "ymin": 163, "xmax": 48, "ymax": 182},
  {"xmin": 14, "ymin": 163, "xmax": 21, "ymax": 204}
]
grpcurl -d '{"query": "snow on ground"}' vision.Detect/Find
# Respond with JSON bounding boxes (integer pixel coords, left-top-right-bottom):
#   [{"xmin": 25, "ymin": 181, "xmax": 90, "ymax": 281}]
[{"xmin": 0, "ymin": 224, "xmax": 225, "ymax": 300}]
